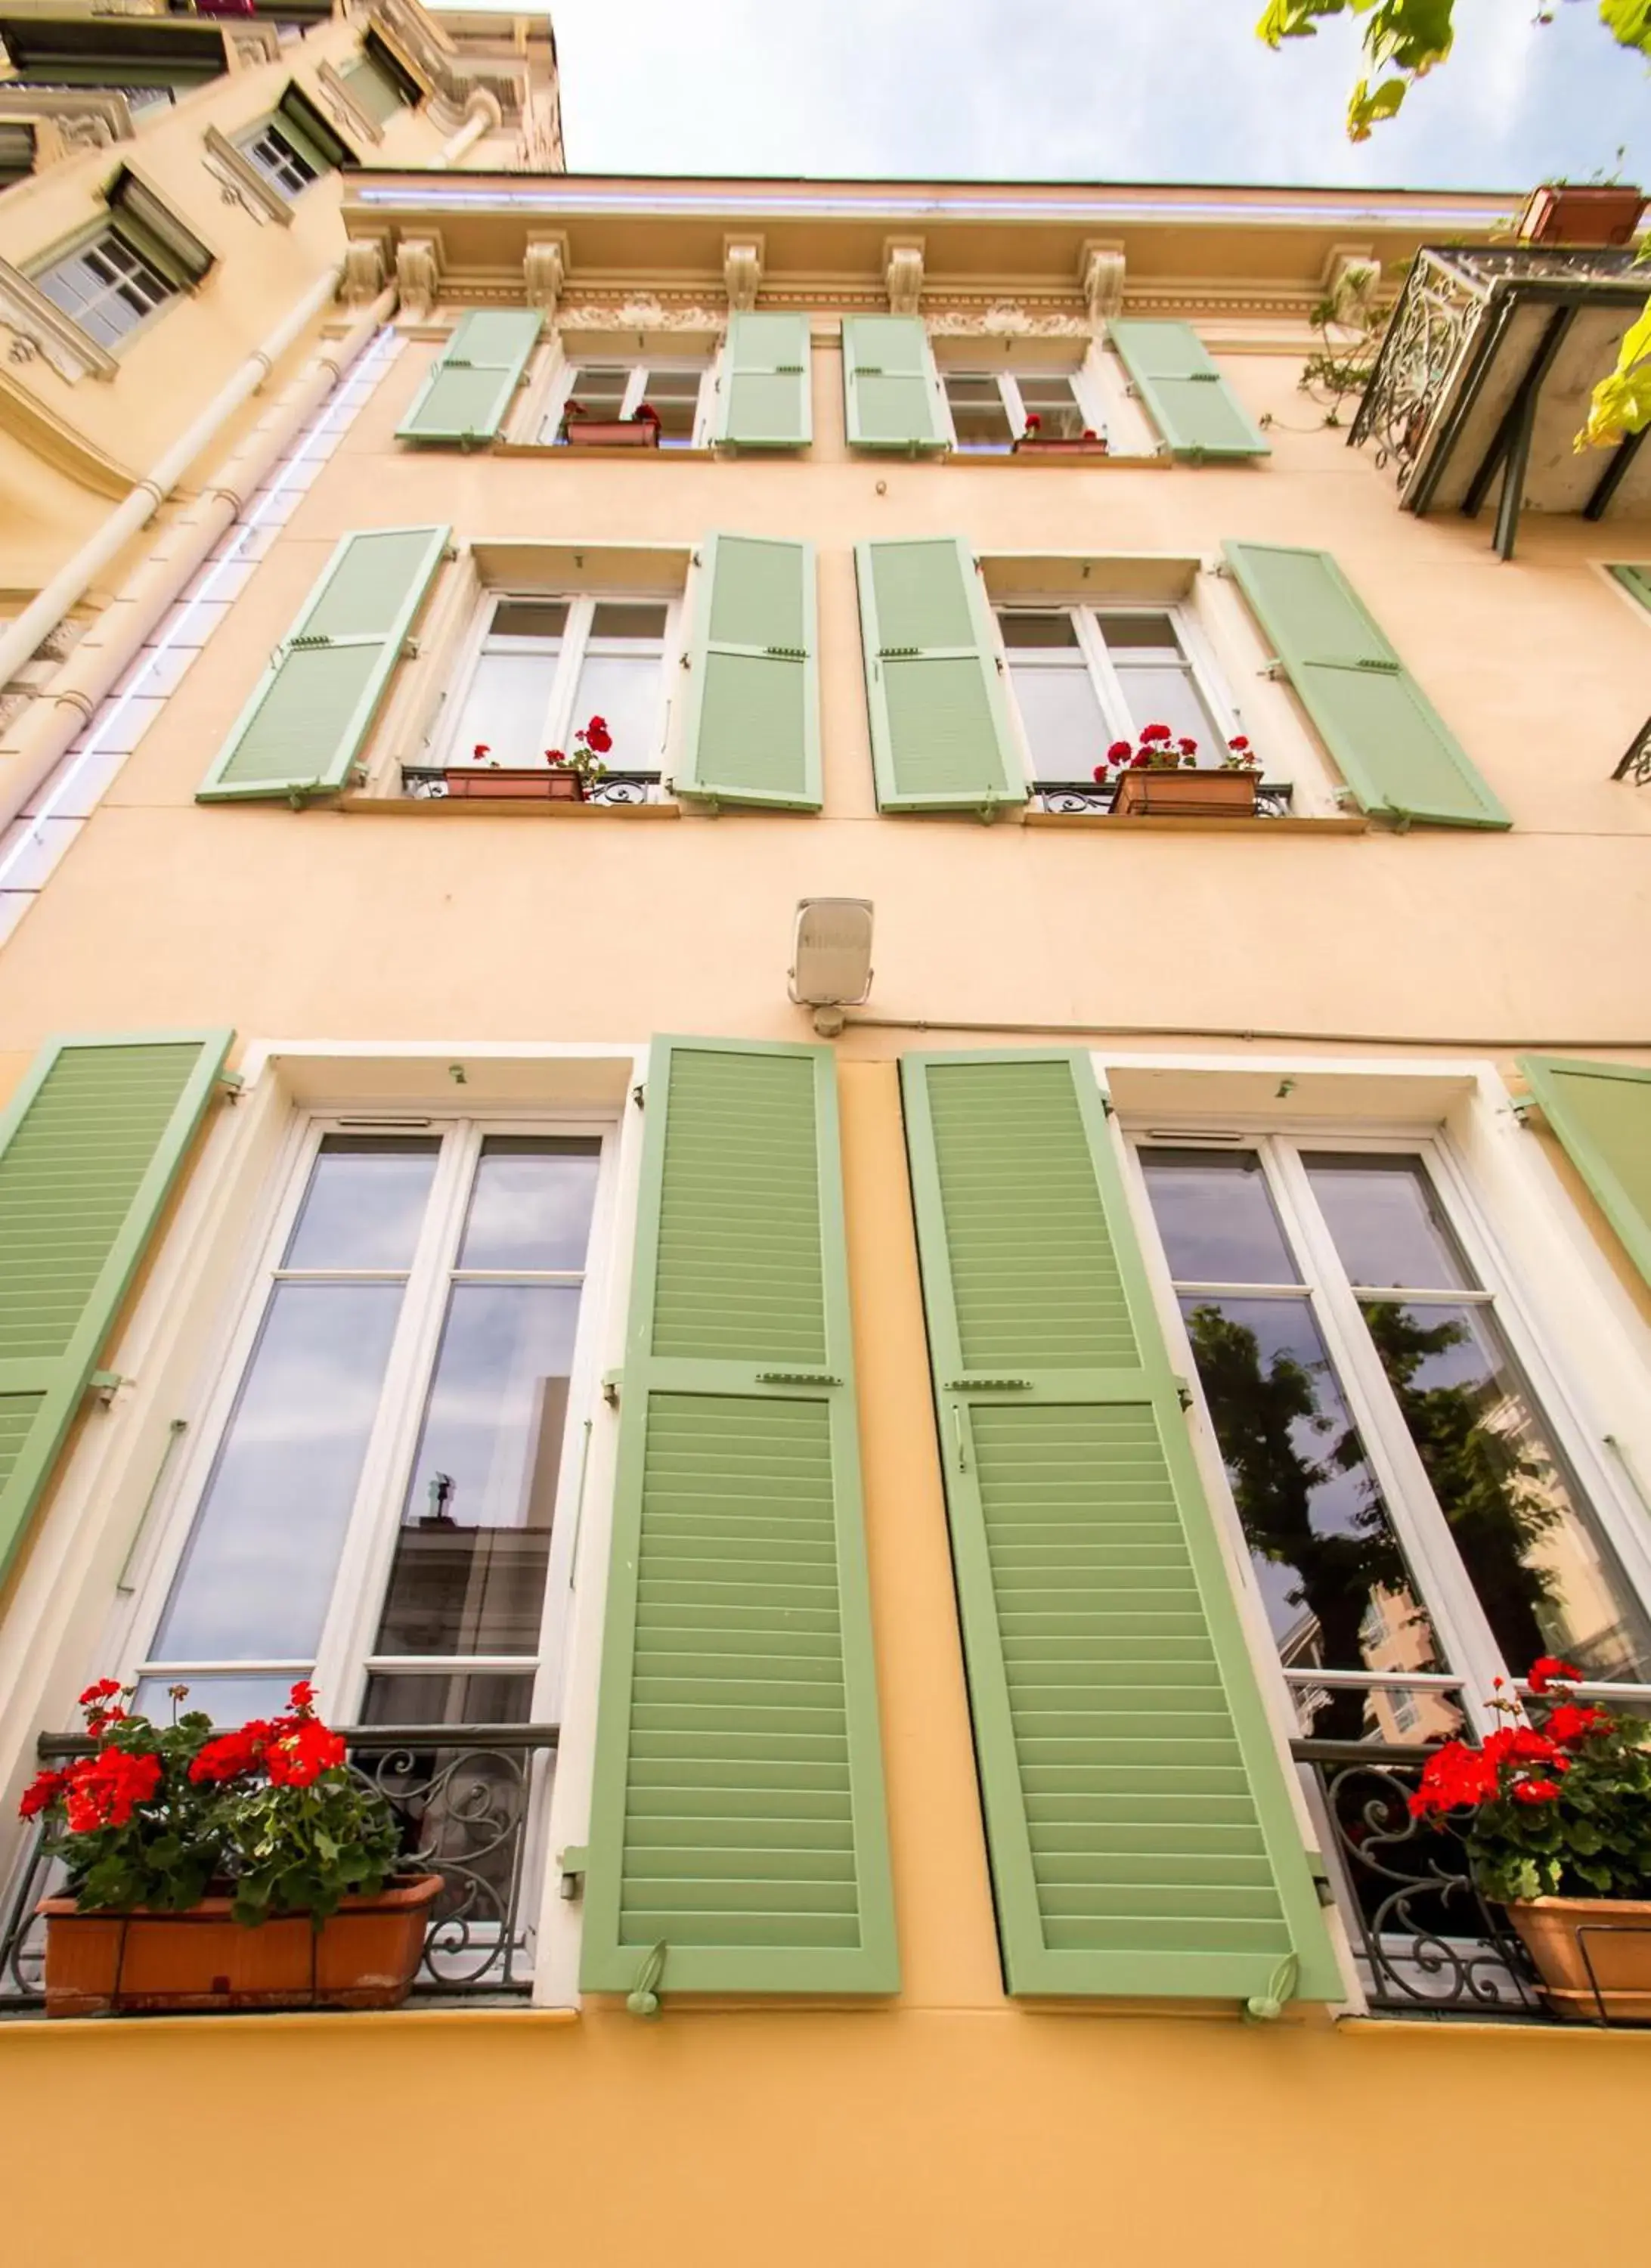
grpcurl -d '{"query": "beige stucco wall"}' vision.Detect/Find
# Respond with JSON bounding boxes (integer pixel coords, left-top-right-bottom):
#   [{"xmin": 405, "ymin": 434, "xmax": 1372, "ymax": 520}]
[{"xmin": 0, "ymin": 211, "xmax": 1649, "ymax": 2259}]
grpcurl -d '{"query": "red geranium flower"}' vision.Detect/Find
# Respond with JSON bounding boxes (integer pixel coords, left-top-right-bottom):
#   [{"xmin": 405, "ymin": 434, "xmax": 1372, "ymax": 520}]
[
  {"xmin": 546, "ymin": 748, "xmax": 567, "ymax": 766},
  {"xmin": 584, "ymin": 717, "xmax": 613, "ymax": 755},
  {"xmin": 1545, "ymin": 1703, "xmax": 1607, "ymax": 1746},
  {"xmin": 265, "ymin": 1719, "xmax": 346, "ymax": 1790},
  {"xmin": 472, "ymin": 743, "xmax": 491, "ymax": 760},
  {"xmin": 17, "ymin": 1767, "xmax": 69, "ymax": 1821},
  {"xmin": 288, "ymin": 1680, "xmax": 315, "ymax": 1713},
  {"xmin": 189, "ymin": 1727, "xmax": 268, "ymax": 1786},
  {"xmin": 1513, "ymin": 1778, "xmax": 1563, "ymax": 1805},
  {"xmin": 78, "ymin": 1679, "xmax": 122, "ymax": 1707},
  {"xmin": 633, "ymin": 401, "xmax": 660, "ymax": 423},
  {"xmin": 1023, "ymin": 412, "xmax": 1042, "ymax": 431},
  {"xmin": 1105, "ymin": 739, "xmax": 1132, "ymax": 763},
  {"xmin": 1228, "ymin": 736, "xmax": 1250, "ymax": 752},
  {"xmin": 62, "ymin": 1747, "xmax": 162, "ymax": 1833},
  {"xmin": 1528, "ymin": 1656, "xmax": 1584, "ymax": 1695},
  {"xmin": 1140, "ymin": 722, "xmax": 1172, "ymax": 743},
  {"xmin": 1177, "ymin": 737, "xmax": 1199, "ymax": 754}
]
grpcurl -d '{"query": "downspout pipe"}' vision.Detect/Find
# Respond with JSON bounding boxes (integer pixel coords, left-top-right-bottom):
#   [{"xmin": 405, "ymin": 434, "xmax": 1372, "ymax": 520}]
[
  {"xmin": 0, "ymin": 274, "xmax": 397, "ymax": 839},
  {"xmin": 436, "ymin": 88, "xmax": 502, "ymax": 169},
  {"xmin": 0, "ymin": 262, "xmax": 345, "ymax": 693}
]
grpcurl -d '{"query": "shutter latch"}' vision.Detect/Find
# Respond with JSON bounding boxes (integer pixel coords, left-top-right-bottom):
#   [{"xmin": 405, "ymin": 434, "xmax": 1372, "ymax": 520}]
[
  {"xmin": 627, "ymin": 1941, "xmax": 668, "ymax": 2019},
  {"xmin": 556, "ymin": 1845, "xmax": 587, "ymax": 1901},
  {"xmin": 757, "ymin": 1371, "xmax": 841, "ymax": 1387},
  {"xmin": 602, "ymin": 1369, "xmax": 622, "ymax": 1407},
  {"xmin": 946, "ymin": 1377, "xmax": 1030, "ymax": 1390},
  {"xmin": 1188, "ymin": 370, "xmax": 1221, "ymax": 383},
  {"xmin": 1353, "ymin": 657, "xmax": 1402, "ymax": 674},
  {"xmin": 88, "ymin": 1371, "xmax": 129, "ymax": 1405},
  {"xmin": 1174, "ymin": 1377, "xmax": 1195, "ymax": 1412}
]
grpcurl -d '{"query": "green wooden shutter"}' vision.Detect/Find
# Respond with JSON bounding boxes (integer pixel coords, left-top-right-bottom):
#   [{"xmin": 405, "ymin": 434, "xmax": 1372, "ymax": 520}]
[
  {"xmin": 1108, "ymin": 321, "xmax": 1270, "ymax": 461},
  {"xmin": 842, "ymin": 316, "xmax": 946, "ymax": 452},
  {"xmin": 714, "ymin": 311, "xmax": 811, "ymax": 449},
  {"xmin": 197, "ymin": 525, "xmax": 448, "ymax": 804},
  {"xmin": 1519, "ymin": 1056, "xmax": 1651, "ymax": 1289},
  {"xmin": 0, "ymin": 1031, "xmax": 232, "ymax": 1581},
  {"xmin": 581, "ymin": 1038, "xmax": 897, "ymax": 2002},
  {"xmin": 396, "ymin": 311, "xmax": 542, "ymax": 445},
  {"xmin": 900, "ymin": 1050, "xmax": 1341, "ymax": 2007},
  {"xmin": 853, "ymin": 536, "xmax": 1024, "ymax": 813},
  {"xmin": 339, "ymin": 52, "xmax": 407, "ymax": 127},
  {"xmin": 1609, "ymin": 563, "xmax": 1651, "ymax": 613},
  {"xmin": 677, "ymin": 534, "xmax": 819, "ymax": 810},
  {"xmin": 1223, "ymin": 541, "xmax": 1510, "ymax": 829}
]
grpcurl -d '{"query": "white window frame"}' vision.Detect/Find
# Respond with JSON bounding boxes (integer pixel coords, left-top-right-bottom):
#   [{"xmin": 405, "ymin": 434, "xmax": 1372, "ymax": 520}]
[
  {"xmin": 1110, "ymin": 1077, "xmax": 1651, "ymax": 1742},
  {"xmin": 436, "ymin": 587, "xmax": 682, "ymax": 777},
  {"xmin": 33, "ymin": 225, "xmax": 175, "ymax": 349},
  {"xmin": 996, "ymin": 595, "xmax": 1247, "ymax": 787},
  {"xmin": 234, "ymin": 116, "xmax": 322, "ymax": 200},
  {"xmin": 116, "ymin": 1108, "xmax": 621, "ymax": 1736},
  {"xmin": 538, "ymin": 354, "xmax": 716, "ymax": 449},
  {"xmin": 939, "ymin": 361, "xmax": 1108, "ymax": 452}
]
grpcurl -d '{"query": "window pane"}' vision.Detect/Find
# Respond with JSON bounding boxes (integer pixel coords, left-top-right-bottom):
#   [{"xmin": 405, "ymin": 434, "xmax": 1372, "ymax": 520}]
[
  {"xmin": 564, "ymin": 365, "xmax": 629, "ymax": 420},
  {"xmin": 135, "ymin": 1674, "xmax": 305, "ymax": 1727},
  {"xmin": 373, "ymin": 1284, "xmax": 581, "ymax": 1656},
  {"xmin": 1358, "ymin": 1297, "xmax": 1651, "ymax": 1684},
  {"xmin": 153, "ymin": 1282, "xmax": 406, "ymax": 1660},
  {"xmin": 1140, "ymin": 1148, "xmax": 1301, "ymax": 1285},
  {"xmin": 1098, "ymin": 613, "xmax": 1182, "ymax": 654},
  {"xmin": 640, "ymin": 367, "xmax": 703, "ymax": 445},
  {"xmin": 449, "ymin": 649, "xmax": 559, "ymax": 769},
  {"xmin": 1288, "ymin": 1679, "xmax": 1466, "ymax": 1744},
  {"xmin": 491, "ymin": 601, "xmax": 568, "ymax": 641},
  {"xmin": 1179, "ymin": 1294, "xmax": 1448, "ymax": 1740},
  {"xmin": 1110, "ymin": 659, "xmax": 1223, "ymax": 761},
  {"xmin": 1303, "ymin": 1154, "xmax": 1475, "ymax": 1290},
  {"xmin": 945, "ymin": 372, "xmax": 1013, "ymax": 450},
  {"xmin": 588, "ymin": 603, "xmax": 667, "ymax": 640},
  {"xmin": 457, "ymin": 1137, "xmax": 601, "ymax": 1272},
  {"xmin": 572, "ymin": 649, "xmax": 664, "ymax": 767},
  {"xmin": 360, "ymin": 1671, "xmax": 537, "ymax": 1726},
  {"xmin": 283, "ymin": 1136, "xmax": 439, "ymax": 1271},
  {"xmin": 999, "ymin": 613, "xmax": 1081, "ymax": 650},
  {"xmin": 1018, "ymin": 373, "xmax": 1086, "ymax": 438},
  {"xmin": 1006, "ymin": 661, "xmax": 1104, "ymax": 779}
]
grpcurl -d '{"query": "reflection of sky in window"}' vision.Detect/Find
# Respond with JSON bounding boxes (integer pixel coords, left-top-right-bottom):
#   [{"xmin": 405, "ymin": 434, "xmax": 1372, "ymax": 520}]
[
  {"xmin": 283, "ymin": 1139, "xmax": 439, "ymax": 1270},
  {"xmin": 1304, "ymin": 1155, "xmax": 1473, "ymax": 1290},
  {"xmin": 153, "ymin": 1283, "xmax": 404, "ymax": 1659},
  {"xmin": 1141, "ymin": 1151, "xmax": 1299, "ymax": 1285},
  {"xmin": 401, "ymin": 1284, "xmax": 581, "ymax": 1532},
  {"xmin": 458, "ymin": 1141, "xmax": 599, "ymax": 1271}
]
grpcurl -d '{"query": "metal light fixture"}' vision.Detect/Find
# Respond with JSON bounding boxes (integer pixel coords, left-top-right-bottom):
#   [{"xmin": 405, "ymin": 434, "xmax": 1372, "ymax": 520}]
[{"xmin": 788, "ymin": 898, "xmax": 873, "ymax": 1036}]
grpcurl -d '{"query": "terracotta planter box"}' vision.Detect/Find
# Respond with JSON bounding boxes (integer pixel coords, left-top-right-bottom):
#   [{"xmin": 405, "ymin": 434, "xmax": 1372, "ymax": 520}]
[
  {"xmin": 1112, "ymin": 768, "xmax": 1259, "ymax": 819},
  {"xmin": 560, "ymin": 419, "xmax": 659, "ymax": 448},
  {"xmin": 442, "ymin": 767, "xmax": 585, "ymax": 801},
  {"xmin": 1507, "ymin": 1894, "xmax": 1651, "ymax": 2022},
  {"xmin": 39, "ymin": 1875, "xmax": 442, "ymax": 2017},
  {"xmin": 1517, "ymin": 184, "xmax": 1645, "ymax": 249},
  {"xmin": 1011, "ymin": 437, "xmax": 1110, "ymax": 457}
]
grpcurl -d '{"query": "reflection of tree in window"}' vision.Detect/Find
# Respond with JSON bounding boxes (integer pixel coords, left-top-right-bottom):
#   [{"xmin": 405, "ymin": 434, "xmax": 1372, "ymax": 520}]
[{"xmin": 1184, "ymin": 1300, "xmax": 1441, "ymax": 1741}]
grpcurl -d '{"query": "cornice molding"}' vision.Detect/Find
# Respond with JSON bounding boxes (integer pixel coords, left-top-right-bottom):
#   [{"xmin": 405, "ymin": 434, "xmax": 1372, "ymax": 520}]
[
  {"xmin": 0, "ymin": 256, "xmax": 118, "ymax": 385},
  {"xmin": 202, "ymin": 126, "xmax": 294, "ymax": 230},
  {"xmin": 0, "ymin": 361, "xmax": 135, "ymax": 496},
  {"xmin": 315, "ymin": 60, "xmax": 384, "ymax": 150}
]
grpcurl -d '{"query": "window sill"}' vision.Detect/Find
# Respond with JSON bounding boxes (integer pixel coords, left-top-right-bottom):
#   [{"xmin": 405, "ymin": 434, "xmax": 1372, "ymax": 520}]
[
  {"xmin": 1023, "ymin": 810, "xmax": 1366, "ymax": 833},
  {"xmin": 495, "ymin": 442, "xmax": 718, "ymax": 462},
  {"xmin": 940, "ymin": 450, "xmax": 1171, "ymax": 470},
  {"xmin": 0, "ymin": 2003, "xmax": 581, "ymax": 2036},
  {"xmin": 339, "ymin": 793, "xmax": 680, "ymax": 820}
]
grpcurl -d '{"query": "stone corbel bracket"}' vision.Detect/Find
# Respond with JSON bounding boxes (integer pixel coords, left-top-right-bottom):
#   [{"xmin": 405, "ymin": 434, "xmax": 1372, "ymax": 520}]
[
  {"xmin": 0, "ymin": 88, "xmax": 134, "ymax": 160},
  {"xmin": 343, "ymin": 235, "xmax": 390, "ymax": 308},
  {"xmin": 395, "ymin": 234, "xmax": 443, "ymax": 321},
  {"xmin": 723, "ymin": 236, "xmax": 763, "ymax": 312},
  {"xmin": 0, "ymin": 256, "xmax": 118, "ymax": 384},
  {"xmin": 884, "ymin": 238, "xmax": 924, "ymax": 316},
  {"xmin": 1320, "ymin": 243, "xmax": 1381, "ymax": 321},
  {"xmin": 524, "ymin": 233, "xmax": 567, "ymax": 314},
  {"xmin": 202, "ymin": 126, "xmax": 294, "ymax": 229},
  {"xmin": 1080, "ymin": 240, "xmax": 1126, "ymax": 329},
  {"xmin": 221, "ymin": 22, "xmax": 283, "ymax": 73}
]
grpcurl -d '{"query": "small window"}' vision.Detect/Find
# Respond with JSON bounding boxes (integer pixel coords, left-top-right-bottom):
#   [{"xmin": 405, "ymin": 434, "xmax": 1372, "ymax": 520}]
[
  {"xmin": 435, "ymin": 591, "xmax": 674, "ymax": 785},
  {"xmin": 542, "ymin": 358, "xmax": 713, "ymax": 449},
  {"xmin": 236, "ymin": 117, "xmax": 323, "ymax": 200},
  {"xmin": 943, "ymin": 366, "xmax": 1101, "ymax": 453},
  {"xmin": 33, "ymin": 227, "xmax": 174, "ymax": 348},
  {"xmin": 338, "ymin": 51, "xmax": 410, "ymax": 129},
  {"xmin": 997, "ymin": 600, "xmax": 1239, "ymax": 785}
]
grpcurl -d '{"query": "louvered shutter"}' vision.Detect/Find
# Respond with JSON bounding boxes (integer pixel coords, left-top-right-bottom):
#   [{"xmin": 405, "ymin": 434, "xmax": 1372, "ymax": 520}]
[
  {"xmin": 1519, "ymin": 1056, "xmax": 1651, "ymax": 1289},
  {"xmin": 1609, "ymin": 563, "xmax": 1651, "ymax": 613},
  {"xmin": 581, "ymin": 1039, "xmax": 897, "ymax": 2002},
  {"xmin": 197, "ymin": 525, "xmax": 448, "ymax": 802},
  {"xmin": 853, "ymin": 536, "xmax": 1024, "ymax": 812},
  {"xmin": 1223, "ymin": 541, "xmax": 1510, "ymax": 829},
  {"xmin": 714, "ymin": 312, "xmax": 812, "ymax": 448},
  {"xmin": 900, "ymin": 1050, "xmax": 1341, "ymax": 2007},
  {"xmin": 0, "ymin": 1031, "xmax": 232, "ymax": 1579},
  {"xmin": 339, "ymin": 52, "xmax": 407, "ymax": 126},
  {"xmin": 842, "ymin": 316, "xmax": 946, "ymax": 451},
  {"xmin": 396, "ymin": 311, "xmax": 542, "ymax": 445},
  {"xmin": 1107, "ymin": 321, "xmax": 1270, "ymax": 460},
  {"xmin": 676, "ymin": 534, "xmax": 819, "ymax": 809}
]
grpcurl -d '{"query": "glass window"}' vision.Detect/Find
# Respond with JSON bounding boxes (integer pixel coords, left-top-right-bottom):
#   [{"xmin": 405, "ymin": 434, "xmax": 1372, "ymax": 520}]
[
  {"xmin": 570, "ymin": 603, "xmax": 668, "ymax": 768},
  {"xmin": 35, "ymin": 230, "xmax": 173, "ymax": 348},
  {"xmin": 134, "ymin": 1126, "xmax": 609, "ymax": 1731},
  {"xmin": 1017, "ymin": 372, "xmax": 1087, "ymax": 438},
  {"xmin": 238, "ymin": 120, "xmax": 321, "ymax": 199},
  {"xmin": 547, "ymin": 360, "xmax": 709, "ymax": 447},
  {"xmin": 1136, "ymin": 1134, "xmax": 1651, "ymax": 1738},
  {"xmin": 943, "ymin": 367, "xmax": 1099, "ymax": 450},
  {"xmin": 945, "ymin": 372, "xmax": 1015, "ymax": 451},
  {"xmin": 1098, "ymin": 612, "xmax": 1227, "ymax": 758},
  {"xmin": 996, "ymin": 601, "xmax": 1242, "ymax": 787},
  {"xmin": 999, "ymin": 612, "xmax": 1106, "ymax": 781},
  {"xmin": 446, "ymin": 600, "xmax": 567, "ymax": 770},
  {"xmin": 440, "ymin": 595, "xmax": 670, "ymax": 777}
]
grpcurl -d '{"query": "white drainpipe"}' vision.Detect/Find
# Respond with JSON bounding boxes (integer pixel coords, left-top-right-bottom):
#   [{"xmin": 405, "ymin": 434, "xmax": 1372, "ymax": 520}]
[{"xmin": 0, "ymin": 275, "xmax": 398, "ymax": 838}]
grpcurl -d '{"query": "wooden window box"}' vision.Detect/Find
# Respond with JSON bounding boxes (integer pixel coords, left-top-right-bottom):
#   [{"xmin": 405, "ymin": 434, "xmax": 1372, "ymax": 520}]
[
  {"xmin": 559, "ymin": 419, "xmax": 660, "ymax": 448},
  {"xmin": 441, "ymin": 767, "xmax": 586, "ymax": 801},
  {"xmin": 1011, "ymin": 436, "xmax": 1111, "ymax": 458},
  {"xmin": 1517, "ymin": 184, "xmax": 1646, "ymax": 248},
  {"xmin": 1113, "ymin": 768, "xmax": 1259, "ymax": 819}
]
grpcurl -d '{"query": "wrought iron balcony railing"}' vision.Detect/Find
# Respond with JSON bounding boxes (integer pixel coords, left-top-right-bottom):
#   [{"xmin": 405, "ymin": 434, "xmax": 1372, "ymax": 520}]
[
  {"xmin": 0, "ymin": 1721, "xmax": 558, "ymax": 2013},
  {"xmin": 1293, "ymin": 1739, "xmax": 1552, "ymax": 2021},
  {"xmin": 401, "ymin": 764, "xmax": 665, "ymax": 805},
  {"xmin": 1034, "ymin": 777, "xmax": 1294, "ymax": 816},
  {"xmin": 1614, "ymin": 717, "xmax": 1651, "ymax": 785}
]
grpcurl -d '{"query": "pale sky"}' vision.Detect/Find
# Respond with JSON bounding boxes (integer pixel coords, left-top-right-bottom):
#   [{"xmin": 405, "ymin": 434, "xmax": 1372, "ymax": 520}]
[{"xmin": 454, "ymin": 0, "xmax": 1651, "ymax": 187}]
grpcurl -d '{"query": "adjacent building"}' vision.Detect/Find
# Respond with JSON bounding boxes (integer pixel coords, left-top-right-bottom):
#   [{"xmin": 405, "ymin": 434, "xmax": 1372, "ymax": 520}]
[{"xmin": 1, "ymin": 46, "xmax": 1650, "ymax": 2264}]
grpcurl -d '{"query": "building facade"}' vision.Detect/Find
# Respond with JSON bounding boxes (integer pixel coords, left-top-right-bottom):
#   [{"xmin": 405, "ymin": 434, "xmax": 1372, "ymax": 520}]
[{"xmin": 1, "ymin": 98, "xmax": 1650, "ymax": 2268}]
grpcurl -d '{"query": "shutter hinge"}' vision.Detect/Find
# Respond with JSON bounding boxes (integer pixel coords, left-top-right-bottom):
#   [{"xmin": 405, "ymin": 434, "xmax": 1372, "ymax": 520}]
[
  {"xmin": 627, "ymin": 1941, "xmax": 668, "ymax": 2018},
  {"xmin": 1509, "ymin": 1094, "xmax": 1538, "ymax": 1123},
  {"xmin": 1211, "ymin": 559, "xmax": 1233, "ymax": 578},
  {"xmin": 1260, "ymin": 659, "xmax": 1286, "ymax": 680},
  {"xmin": 215, "ymin": 1069, "xmax": 244, "ymax": 1099},
  {"xmin": 602, "ymin": 1368, "xmax": 622, "ymax": 1407},
  {"xmin": 1174, "ymin": 1377, "xmax": 1195, "ymax": 1413},
  {"xmin": 680, "ymin": 652, "xmax": 692, "ymax": 669},
  {"xmin": 1306, "ymin": 1850, "xmax": 1337, "ymax": 1907},
  {"xmin": 556, "ymin": 1845, "xmax": 587, "ymax": 1901},
  {"xmin": 88, "ymin": 1371, "xmax": 128, "ymax": 1405},
  {"xmin": 402, "ymin": 637, "xmax": 420, "ymax": 659},
  {"xmin": 1098, "ymin": 1092, "xmax": 1115, "ymax": 1117},
  {"xmin": 631, "ymin": 1082, "xmax": 646, "ymax": 1110}
]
